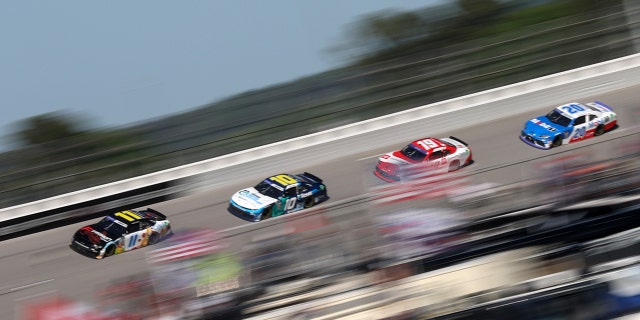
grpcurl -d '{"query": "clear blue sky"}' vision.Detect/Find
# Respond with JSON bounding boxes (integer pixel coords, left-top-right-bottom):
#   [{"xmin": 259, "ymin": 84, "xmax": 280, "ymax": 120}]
[{"xmin": 0, "ymin": 0, "xmax": 443, "ymax": 149}]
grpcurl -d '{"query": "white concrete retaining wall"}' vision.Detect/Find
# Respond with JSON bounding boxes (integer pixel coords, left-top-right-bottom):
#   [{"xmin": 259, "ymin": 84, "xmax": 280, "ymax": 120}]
[{"xmin": 2, "ymin": 53, "xmax": 640, "ymax": 223}]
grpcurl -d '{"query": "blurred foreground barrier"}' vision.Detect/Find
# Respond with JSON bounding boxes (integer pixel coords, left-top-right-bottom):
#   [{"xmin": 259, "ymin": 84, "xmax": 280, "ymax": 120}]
[{"xmin": 2, "ymin": 53, "xmax": 640, "ymax": 237}]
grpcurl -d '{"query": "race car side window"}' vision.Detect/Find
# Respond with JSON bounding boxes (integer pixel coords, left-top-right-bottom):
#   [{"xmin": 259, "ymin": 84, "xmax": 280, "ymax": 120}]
[
  {"xmin": 285, "ymin": 186, "xmax": 297, "ymax": 197},
  {"xmin": 588, "ymin": 114, "xmax": 596, "ymax": 121},
  {"xmin": 574, "ymin": 116, "xmax": 586, "ymax": 125},
  {"xmin": 127, "ymin": 222, "xmax": 140, "ymax": 233},
  {"xmin": 428, "ymin": 150, "xmax": 443, "ymax": 161},
  {"xmin": 140, "ymin": 219, "xmax": 151, "ymax": 229}
]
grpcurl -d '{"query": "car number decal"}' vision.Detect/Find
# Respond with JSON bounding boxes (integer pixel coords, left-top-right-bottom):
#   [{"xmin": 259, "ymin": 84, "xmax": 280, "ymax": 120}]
[
  {"xmin": 417, "ymin": 139, "xmax": 438, "ymax": 149},
  {"xmin": 269, "ymin": 174, "xmax": 297, "ymax": 186},
  {"xmin": 573, "ymin": 127, "xmax": 586, "ymax": 139},
  {"xmin": 128, "ymin": 234, "xmax": 138, "ymax": 248},
  {"xmin": 272, "ymin": 197, "xmax": 297, "ymax": 217},
  {"xmin": 562, "ymin": 104, "xmax": 585, "ymax": 114},
  {"xmin": 285, "ymin": 197, "xmax": 296, "ymax": 210}
]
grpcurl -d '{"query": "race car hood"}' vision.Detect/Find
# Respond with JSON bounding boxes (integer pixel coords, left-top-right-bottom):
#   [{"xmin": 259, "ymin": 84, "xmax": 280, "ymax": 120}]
[
  {"xmin": 378, "ymin": 151, "xmax": 414, "ymax": 166},
  {"xmin": 231, "ymin": 187, "xmax": 278, "ymax": 210},
  {"xmin": 73, "ymin": 225, "xmax": 113, "ymax": 247},
  {"xmin": 523, "ymin": 116, "xmax": 565, "ymax": 138}
]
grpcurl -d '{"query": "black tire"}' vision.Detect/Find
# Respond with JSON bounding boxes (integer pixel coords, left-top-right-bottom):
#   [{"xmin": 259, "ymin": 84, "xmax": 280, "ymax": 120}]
[
  {"xmin": 148, "ymin": 233, "xmax": 159, "ymax": 246},
  {"xmin": 304, "ymin": 196, "xmax": 315, "ymax": 208},
  {"xmin": 552, "ymin": 135, "xmax": 562, "ymax": 148},
  {"xmin": 104, "ymin": 245, "xmax": 115, "ymax": 257},
  {"xmin": 260, "ymin": 207, "xmax": 272, "ymax": 221},
  {"xmin": 594, "ymin": 125, "xmax": 605, "ymax": 136},
  {"xmin": 448, "ymin": 160, "xmax": 460, "ymax": 172}
]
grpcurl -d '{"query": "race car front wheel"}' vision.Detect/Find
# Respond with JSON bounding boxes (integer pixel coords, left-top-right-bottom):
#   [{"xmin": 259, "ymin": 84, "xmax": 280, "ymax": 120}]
[
  {"xmin": 552, "ymin": 136, "xmax": 562, "ymax": 148},
  {"xmin": 105, "ymin": 245, "xmax": 115, "ymax": 258},
  {"xmin": 261, "ymin": 207, "xmax": 272, "ymax": 220}
]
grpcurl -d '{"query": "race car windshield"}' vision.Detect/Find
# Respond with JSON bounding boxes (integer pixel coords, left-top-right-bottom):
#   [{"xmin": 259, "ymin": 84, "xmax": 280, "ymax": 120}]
[
  {"xmin": 95, "ymin": 217, "xmax": 127, "ymax": 236},
  {"xmin": 254, "ymin": 181, "xmax": 283, "ymax": 199},
  {"xmin": 546, "ymin": 110, "xmax": 571, "ymax": 127},
  {"xmin": 401, "ymin": 145, "xmax": 426, "ymax": 162}
]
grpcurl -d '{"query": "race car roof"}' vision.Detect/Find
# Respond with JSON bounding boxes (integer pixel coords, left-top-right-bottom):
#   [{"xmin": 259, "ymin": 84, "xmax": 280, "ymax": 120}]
[
  {"xmin": 410, "ymin": 138, "xmax": 445, "ymax": 152},
  {"xmin": 265, "ymin": 174, "xmax": 300, "ymax": 188},
  {"xmin": 554, "ymin": 103, "xmax": 589, "ymax": 119},
  {"xmin": 110, "ymin": 210, "xmax": 143, "ymax": 224}
]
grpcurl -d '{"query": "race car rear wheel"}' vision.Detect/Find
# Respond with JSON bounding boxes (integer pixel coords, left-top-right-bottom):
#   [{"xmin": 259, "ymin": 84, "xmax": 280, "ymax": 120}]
[
  {"xmin": 105, "ymin": 245, "xmax": 115, "ymax": 258},
  {"xmin": 448, "ymin": 160, "xmax": 460, "ymax": 172},
  {"xmin": 304, "ymin": 196, "xmax": 315, "ymax": 208},
  {"xmin": 148, "ymin": 233, "xmax": 159, "ymax": 246},
  {"xmin": 552, "ymin": 136, "xmax": 562, "ymax": 148},
  {"xmin": 594, "ymin": 124, "xmax": 605, "ymax": 136}
]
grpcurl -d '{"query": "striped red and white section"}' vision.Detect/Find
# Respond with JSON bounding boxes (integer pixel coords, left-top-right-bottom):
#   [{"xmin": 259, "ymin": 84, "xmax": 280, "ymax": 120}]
[
  {"xmin": 20, "ymin": 295, "xmax": 134, "ymax": 320},
  {"xmin": 371, "ymin": 172, "xmax": 469, "ymax": 206},
  {"xmin": 147, "ymin": 229, "xmax": 226, "ymax": 264}
]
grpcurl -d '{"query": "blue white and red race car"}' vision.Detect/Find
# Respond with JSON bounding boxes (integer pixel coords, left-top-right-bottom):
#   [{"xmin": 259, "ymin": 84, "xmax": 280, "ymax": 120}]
[
  {"xmin": 520, "ymin": 101, "xmax": 617, "ymax": 149},
  {"xmin": 228, "ymin": 172, "xmax": 329, "ymax": 222},
  {"xmin": 374, "ymin": 136, "xmax": 473, "ymax": 182},
  {"xmin": 70, "ymin": 208, "xmax": 172, "ymax": 259}
]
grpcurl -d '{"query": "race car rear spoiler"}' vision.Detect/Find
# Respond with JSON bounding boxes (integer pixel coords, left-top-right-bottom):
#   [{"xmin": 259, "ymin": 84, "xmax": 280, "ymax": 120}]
[
  {"xmin": 141, "ymin": 208, "xmax": 167, "ymax": 221},
  {"xmin": 449, "ymin": 136, "xmax": 469, "ymax": 146},
  {"xmin": 300, "ymin": 172, "xmax": 323, "ymax": 183},
  {"xmin": 593, "ymin": 101, "xmax": 614, "ymax": 111}
]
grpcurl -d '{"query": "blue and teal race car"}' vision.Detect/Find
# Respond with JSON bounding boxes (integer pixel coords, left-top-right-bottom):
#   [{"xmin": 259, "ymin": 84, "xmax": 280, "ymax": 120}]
[{"xmin": 228, "ymin": 172, "xmax": 329, "ymax": 222}]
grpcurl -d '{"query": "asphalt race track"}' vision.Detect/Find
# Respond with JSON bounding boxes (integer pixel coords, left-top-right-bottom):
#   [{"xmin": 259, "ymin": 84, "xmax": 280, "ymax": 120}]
[{"xmin": 1, "ymin": 86, "xmax": 639, "ymax": 319}]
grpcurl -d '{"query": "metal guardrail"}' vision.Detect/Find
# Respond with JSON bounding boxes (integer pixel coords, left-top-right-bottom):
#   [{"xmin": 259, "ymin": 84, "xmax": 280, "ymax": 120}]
[{"xmin": 1, "ymin": 53, "xmax": 640, "ymax": 231}]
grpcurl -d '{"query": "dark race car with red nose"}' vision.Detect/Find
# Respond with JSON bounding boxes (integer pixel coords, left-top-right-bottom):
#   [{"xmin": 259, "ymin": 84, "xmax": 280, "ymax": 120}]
[
  {"xmin": 70, "ymin": 208, "xmax": 172, "ymax": 259},
  {"xmin": 374, "ymin": 136, "xmax": 473, "ymax": 182}
]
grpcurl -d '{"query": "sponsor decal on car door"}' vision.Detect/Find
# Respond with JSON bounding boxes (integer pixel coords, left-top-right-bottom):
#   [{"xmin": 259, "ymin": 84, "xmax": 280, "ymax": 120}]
[{"xmin": 428, "ymin": 150, "xmax": 447, "ymax": 170}]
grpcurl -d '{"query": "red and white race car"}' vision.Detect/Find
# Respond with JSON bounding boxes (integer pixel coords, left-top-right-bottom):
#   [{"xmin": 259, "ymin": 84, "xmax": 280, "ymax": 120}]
[{"xmin": 374, "ymin": 136, "xmax": 473, "ymax": 182}]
